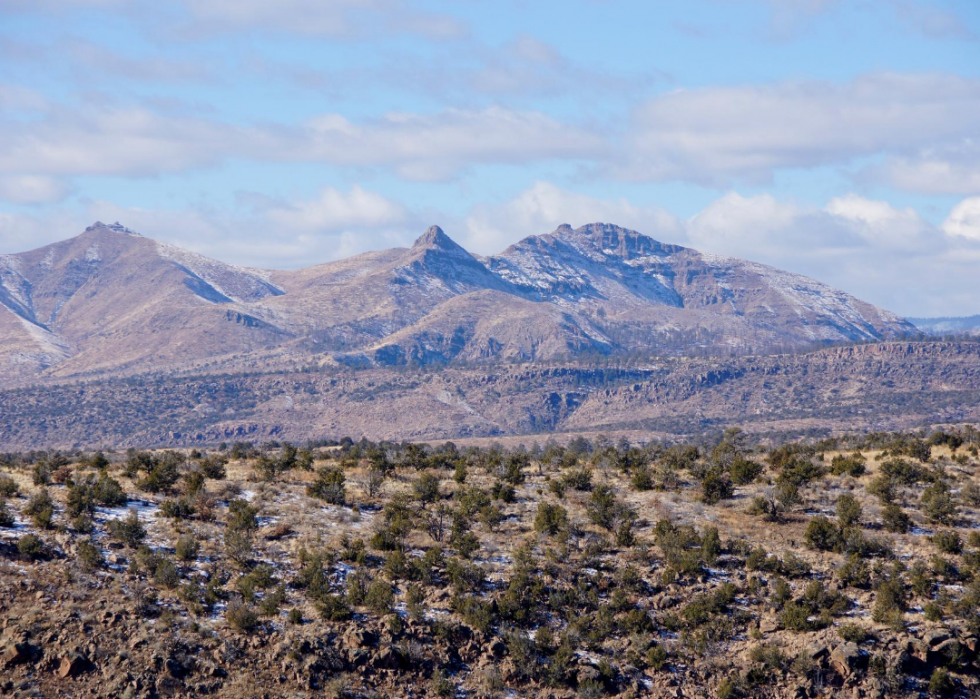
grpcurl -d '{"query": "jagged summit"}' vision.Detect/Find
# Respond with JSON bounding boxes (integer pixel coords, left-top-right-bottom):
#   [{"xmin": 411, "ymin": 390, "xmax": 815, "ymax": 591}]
[
  {"xmin": 412, "ymin": 225, "xmax": 463, "ymax": 252},
  {"xmin": 84, "ymin": 221, "xmax": 140, "ymax": 236},
  {"xmin": 551, "ymin": 222, "xmax": 686, "ymax": 259}
]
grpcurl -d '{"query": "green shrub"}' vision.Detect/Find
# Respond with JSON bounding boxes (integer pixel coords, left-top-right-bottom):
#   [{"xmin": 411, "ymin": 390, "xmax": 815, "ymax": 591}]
[
  {"xmin": 227, "ymin": 499, "xmax": 259, "ymax": 531},
  {"xmin": 108, "ymin": 509, "xmax": 146, "ymax": 547},
  {"xmin": 804, "ymin": 516, "xmax": 842, "ymax": 552},
  {"xmin": 880, "ymin": 458, "xmax": 927, "ymax": 485},
  {"xmin": 318, "ymin": 594, "xmax": 353, "ymax": 621},
  {"xmin": 153, "ymin": 557, "xmax": 181, "ymax": 588},
  {"xmin": 928, "ymin": 667, "xmax": 954, "ymax": 696},
  {"xmin": 137, "ymin": 453, "xmax": 182, "ymax": 493},
  {"xmin": 365, "ymin": 579, "xmax": 394, "ymax": 614},
  {"xmin": 871, "ymin": 579, "xmax": 907, "ymax": 629},
  {"xmin": 881, "ymin": 503, "xmax": 911, "ymax": 533},
  {"xmin": 630, "ymin": 465, "xmax": 654, "ymax": 491},
  {"xmin": 830, "ymin": 454, "xmax": 866, "ymax": 477},
  {"xmin": 836, "ymin": 493, "xmax": 862, "ymax": 528},
  {"xmin": 701, "ymin": 471, "xmax": 734, "ymax": 504},
  {"xmin": 226, "ymin": 599, "xmax": 259, "ymax": 633},
  {"xmin": 921, "ymin": 481, "xmax": 957, "ymax": 525},
  {"xmin": 778, "ymin": 601, "xmax": 813, "ymax": 632},
  {"xmin": 77, "ymin": 538, "xmax": 104, "ymax": 570},
  {"xmin": 413, "ymin": 471, "xmax": 441, "ymax": 504},
  {"xmin": 176, "ymin": 534, "xmax": 200, "ymax": 562},
  {"xmin": 161, "ymin": 497, "xmax": 195, "ymax": 520},
  {"xmin": 730, "ymin": 457, "xmax": 762, "ymax": 485},
  {"xmin": 534, "ymin": 502, "xmax": 569, "ymax": 536},
  {"xmin": 0, "ymin": 474, "xmax": 19, "ymax": 497},
  {"xmin": 225, "ymin": 528, "xmax": 253, "ymax": 566},
  {"xmin": 24, "ymin": 489, "xmax": 54, "ymax": 529},
  {"xmin": 307, "ymin": 466, "xmax": 346, "ymax": 504},
  {"xmin": 932, "ymin": 529, "xmax": 962, "ymax": 555},
  {"xmin": 17, "ymin": 533, "xmax": 45, "ymax": 560},
  {"xmin": 838, "ymin": 622, "xmax": 872, "ymax": 644}
]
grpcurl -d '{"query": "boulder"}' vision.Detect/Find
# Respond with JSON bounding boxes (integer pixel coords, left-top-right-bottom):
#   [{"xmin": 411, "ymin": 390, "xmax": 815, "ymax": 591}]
[
  {"xmin": 57, "ymin": 652, "xmax": 90, "ymax": 679},
  {"xmin": 343, "ymin": 627, "xmax": 376, "ymax": 649},
  {"xmin": 830, "ymin": 642, "xmax": 864, "ymax": 678},
  {"xmin": 3, "ymin": 642, "xmax": 31, "ymax": 667},
  {"xmin": 371, "ymin": 646, "xmax": 403, "ymax": 671}
]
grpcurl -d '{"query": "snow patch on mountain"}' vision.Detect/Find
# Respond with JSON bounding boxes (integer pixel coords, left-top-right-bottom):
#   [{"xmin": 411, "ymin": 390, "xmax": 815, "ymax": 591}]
[
  {"xmin": 155, "ymin": 241, "xmax": 284, "ymax": 304},
  {"xmin": 85, "ymin": 243, "xmax": 101, "ymax": 263},
  {"xmin": 0, "ymin": 255, "xmax": 33, "ymax": 319}
]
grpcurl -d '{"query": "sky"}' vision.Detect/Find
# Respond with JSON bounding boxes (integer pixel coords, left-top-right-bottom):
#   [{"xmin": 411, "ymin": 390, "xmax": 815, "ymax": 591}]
[{"xmin": 0, "ymin": 0, "xmax": 978, "ymax": 317}]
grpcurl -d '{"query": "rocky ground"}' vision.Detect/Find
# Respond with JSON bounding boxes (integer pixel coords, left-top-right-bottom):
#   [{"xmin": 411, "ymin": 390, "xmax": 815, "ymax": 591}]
[{"xmin": 1, "ymin": 428, "xmax": 979, "ymax": 698}]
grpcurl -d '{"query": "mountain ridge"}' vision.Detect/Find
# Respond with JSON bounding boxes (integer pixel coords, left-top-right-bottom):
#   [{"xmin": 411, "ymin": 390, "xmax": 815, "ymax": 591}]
[{"xmin": 0, "ymin": 220, "xmax": 915, "ymax": 385}]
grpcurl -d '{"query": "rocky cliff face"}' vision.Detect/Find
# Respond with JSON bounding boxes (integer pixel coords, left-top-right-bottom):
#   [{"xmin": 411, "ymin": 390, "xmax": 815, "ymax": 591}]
[{"xmin": 0, "ymin": 221, "xmax": 915, "ymax": 384}]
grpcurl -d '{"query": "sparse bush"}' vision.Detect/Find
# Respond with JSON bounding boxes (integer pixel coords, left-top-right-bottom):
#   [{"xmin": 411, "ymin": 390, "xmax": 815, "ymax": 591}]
[
  {"xmin": 0, "ymin": 474, "xmax": 18, "ymax": 497},
  {"xmin": 17, "ymin": 533, "xmax": 45, "ymax": 560},
  {"xmin": 534, "ymin": 502, "xmax": 569, "ymax": 536},
  {"xmin": 804, "ymin": 516, "xmax": 842, "ymax": 552},
  {"xmin": 176, "ymin": 534, "xmax": 201, "ymax": 562},
  {"xmin": 922, "ymin": 481, "xmax": 957, "ymax": 525},
  {"xmin": 830, "ymin": 454, "xmax": 866, "ymax": 477},
  {"xmin": 307, "ymin": 466, "xmax": 346, "ymax": 505},
  {"xmin": 227, "ymin": 599, "xmax": 259, "ymax": 633},
  {"xmin": 730, "ymin": 456, "xmax": 762, "ymax": 485},
  {"xmin": 928, "ymin": 667, "xmax": 954, "ymax": 696},
  {"xmin": 24, "ymin": 489, "xmax": 54, "ymax": 529},
  {"xmin": 836, "ymin": 493, "xmax": 862, "ymax": 528},
  {"xmin": 881, "ymin": 503, "xmax": 911, "ymax": 533},
  {"xmin": 108, "ymin": 509, "xmax": 146, "ymax": 547},
  {"xmin": 932, "ymin": 529, "xmax": 962, "ymax": 555},
  {"xmin": 365, "ymin": 579, "xmax": 395, "ymax": 615},
  {"xmin": 76, "ymin": 538, "xmax": 104, "ymax": 570},
  {"xmin": 701, "ymin": 471, "xmax": 733, "ymax": 504},
  {"xmin": 0, "ymin": 498, "xmax": 12, "ymax": 527}
]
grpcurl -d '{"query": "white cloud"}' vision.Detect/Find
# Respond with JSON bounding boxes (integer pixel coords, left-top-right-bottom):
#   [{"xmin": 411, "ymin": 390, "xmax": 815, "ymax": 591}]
[
  {"xmin": 0, "ymin": 104, "xmax": 237, "ymax": 177},
  {"xmin": 0, "ymin": 103, "xmax": 602, "ymax": 186},
  {"xmin": 686, "ymin": 191, "xmax": 980, "ymax": 316},
  {"xmin": 871, "ymin": 141, "xmax": 980, "ymax": 195},
  {"xmin": 943, "ymin": 197, "xmax": 980, "ymax": 241},
  {"xmin": 297, "ymin": 107, "xmax": 604, "ymax": 181},
  {"xmin": 621, "ymin": 73, "xmax": 980, "ymax": 186},
  {"xmin": 261, "ymin": 185, "xmax": 408, "ymax": 232},
  {"xmin": 176, "ymin": 0, "xmax": 466, "ymax": 39},
  {"xmin": 891, "ymin": 0, "xmax": 977, "ymax": 41},
  {"xmin": 0, "ymin": 175, "xmax": 72, "ymax": 204},
  {"xmin": 824, "ymin": 193, "xmax": 932, "ymax": 251}
]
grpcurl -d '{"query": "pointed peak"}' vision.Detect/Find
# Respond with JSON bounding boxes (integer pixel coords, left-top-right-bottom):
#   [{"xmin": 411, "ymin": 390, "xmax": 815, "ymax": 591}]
[{"xmin": 412, "ymin": 225, "xmax": 464, "ymax": 253}]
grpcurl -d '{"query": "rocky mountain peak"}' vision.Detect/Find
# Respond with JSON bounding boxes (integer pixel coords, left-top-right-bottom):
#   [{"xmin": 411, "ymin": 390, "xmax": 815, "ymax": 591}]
[
  {"xmin": 559, "ymin": 222, "xmax": 686, "ymax": 260},
  {"xmin": 84, "ymin": 221, "xmax": 140, "ymax": 237},
  {"xmin": 412, "ymin": 225, "xmax": 463, "ymax": 253}
]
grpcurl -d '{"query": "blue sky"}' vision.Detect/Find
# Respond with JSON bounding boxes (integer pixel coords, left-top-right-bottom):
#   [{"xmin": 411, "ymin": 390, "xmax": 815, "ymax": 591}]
[{"xmin": 0, "ymin": 0, "xmax": 978, "ymax": 316}]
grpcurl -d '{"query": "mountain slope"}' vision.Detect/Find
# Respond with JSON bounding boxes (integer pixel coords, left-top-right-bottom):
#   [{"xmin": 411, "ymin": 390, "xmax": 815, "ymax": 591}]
[
  {"xmin": 0, "ymin": 222, "xmax": 290, "ymax": 379},
  {"xmin": 0, "ymin": 221, "xmax": 915, "ymax": 383}
]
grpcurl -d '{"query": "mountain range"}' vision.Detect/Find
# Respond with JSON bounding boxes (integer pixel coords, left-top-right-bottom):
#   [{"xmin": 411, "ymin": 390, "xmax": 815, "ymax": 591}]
[
  {"xmin": 0, "ymin": 221, "xmax": 915, "ymax": 386},
  {"xmin": 909, "ymin": 315, "xmax": 980, "ymax": 336}
]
